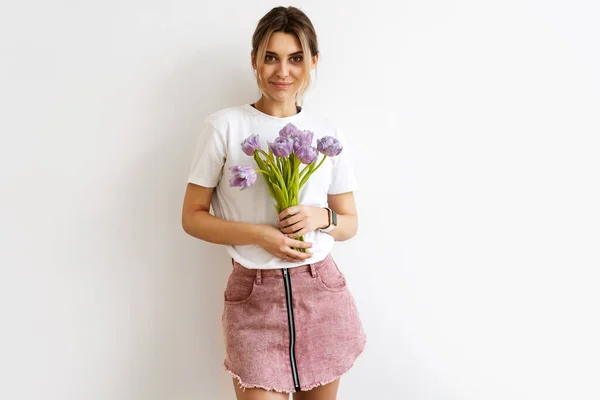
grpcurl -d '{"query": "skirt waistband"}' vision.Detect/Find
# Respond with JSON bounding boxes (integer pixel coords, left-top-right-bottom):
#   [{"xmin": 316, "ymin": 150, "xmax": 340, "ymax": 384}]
[{"xmin": 231, "ymin": 253, "xmax": 332, "ymax": 278}]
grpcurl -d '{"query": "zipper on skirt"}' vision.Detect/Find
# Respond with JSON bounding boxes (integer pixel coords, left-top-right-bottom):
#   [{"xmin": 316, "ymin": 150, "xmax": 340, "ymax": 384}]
[{"xmin": 282, "ymin": 268, "xmax": 300, "ymax": 391}]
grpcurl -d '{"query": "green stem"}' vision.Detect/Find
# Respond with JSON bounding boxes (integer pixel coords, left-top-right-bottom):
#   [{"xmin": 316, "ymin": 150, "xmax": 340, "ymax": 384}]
[
  {"xmin": 277, "ymin": 157, "xmax": 282, "ymax": 177},
  {"xmin": 300, "ymin": 155, "xmax": 327, "ymax": 188},
  {"xmin": 299, "ymin": 164, "xmax": 309, "ymax": 177},
  {"xmin": 271, "ymin": 181, "xmax": 287, "ymax": 208},
  {"xmin": 253, "ymin": 153, "xmax": 277, "ymax": 199},
  {"xmin": 287, "ymin": 156, "xmax": 295, "ymax": 205},
  {"xmin": 313, "ymin": 154, "xmax": 327, "ymax": 173},
  {"xmin": 283, "ymin": 157, "xmax": 289, "ymax": 184},
  {"xmin": 257, "ymin": 151, "xmax": 287, "ymax": 198},
  {"xmin": 294, "ymin": 158, "xmax": 300, "ymax": 205},
  {"xmin": 258, "ymin": 149, "xmax": 274, "ymax": 163}
]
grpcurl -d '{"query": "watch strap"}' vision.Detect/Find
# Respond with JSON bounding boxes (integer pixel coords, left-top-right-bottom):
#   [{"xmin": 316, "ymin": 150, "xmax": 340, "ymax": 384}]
[{"xmin": 319, "ymin": 207, "xmax": 336, "ymax": 234}]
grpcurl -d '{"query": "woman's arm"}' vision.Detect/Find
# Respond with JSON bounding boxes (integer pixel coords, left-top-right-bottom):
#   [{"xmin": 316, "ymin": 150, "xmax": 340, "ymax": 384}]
[
  {"xmin": 181, "ymin": 183, "xmax": 266, "ymax": 245},
  {"xmin": 181, "ymin": 183, "xmax": 313, "ymax": 262},
  {"xmin": 326, "ymin": 191, "xmax": 358, "ymax": 242}
]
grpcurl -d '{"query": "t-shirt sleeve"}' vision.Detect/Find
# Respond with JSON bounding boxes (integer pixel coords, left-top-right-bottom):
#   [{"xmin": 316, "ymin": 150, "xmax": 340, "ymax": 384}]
[
  {"xmin": 327, "ymin": 128, "xmax": 359, "ymax": 195},
  {"xmin": 187, "ymin": 121, "xmax": 227, "ymax": 188}
]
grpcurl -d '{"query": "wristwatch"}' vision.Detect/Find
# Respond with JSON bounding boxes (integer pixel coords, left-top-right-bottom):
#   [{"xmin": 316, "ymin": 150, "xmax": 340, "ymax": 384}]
[{"xmin": 319, "ymin": 207, "xmax": 337, "ymax": 234}]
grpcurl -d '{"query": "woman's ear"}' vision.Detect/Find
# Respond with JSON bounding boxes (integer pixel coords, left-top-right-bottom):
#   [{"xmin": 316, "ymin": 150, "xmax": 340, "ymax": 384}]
[{"xmin": 311, "ymin": 52, "xmax": 319, "ymax": 70}]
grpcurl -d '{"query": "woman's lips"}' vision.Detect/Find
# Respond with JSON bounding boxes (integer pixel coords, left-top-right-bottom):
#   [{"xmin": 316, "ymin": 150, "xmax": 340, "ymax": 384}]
[{"xmin": 271, "ymin": 82, "xmax": 292, "ymax": 89}]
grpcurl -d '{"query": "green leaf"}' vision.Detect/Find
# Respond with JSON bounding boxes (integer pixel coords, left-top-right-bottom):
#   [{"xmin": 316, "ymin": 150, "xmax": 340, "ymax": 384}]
[
  {"xmin": 254, "ymin": 154, "xmax": 277, "ymax": 198},
  {"xmin": 271, "ymin": 181, "xmax": 288, "ymax": 208},
  {"xmin": 271, "ymin": 164, "xmax": 287, "ymax": 200}
]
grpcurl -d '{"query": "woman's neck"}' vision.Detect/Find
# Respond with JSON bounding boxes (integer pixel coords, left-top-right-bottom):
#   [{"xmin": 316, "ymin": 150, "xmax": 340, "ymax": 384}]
[{"xmin": 254, "ymin": 97, "xmax": 299, "ymax": 118}]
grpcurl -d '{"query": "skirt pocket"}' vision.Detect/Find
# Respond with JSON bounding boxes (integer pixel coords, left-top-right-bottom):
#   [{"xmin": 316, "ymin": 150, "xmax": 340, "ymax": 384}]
[
  {"xmin": 224, "ymin": 272, "xmax": 256, "ymax": 304},
  {"xmin": 315, "ymin": 256, "xmax": 348, "ymax": 292}
]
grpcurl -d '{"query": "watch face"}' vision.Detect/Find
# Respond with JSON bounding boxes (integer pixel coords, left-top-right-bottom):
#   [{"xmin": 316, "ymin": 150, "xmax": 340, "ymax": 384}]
[{"xmin": 332, "ymin": 211, "xmax": 337, "ymax": 226}]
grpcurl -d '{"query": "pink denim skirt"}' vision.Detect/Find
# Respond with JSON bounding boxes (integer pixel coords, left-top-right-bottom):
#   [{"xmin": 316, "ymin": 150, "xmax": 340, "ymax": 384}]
[{"xmin": 221, "ymin": 253, "xmax": 367, "ymax": 393}]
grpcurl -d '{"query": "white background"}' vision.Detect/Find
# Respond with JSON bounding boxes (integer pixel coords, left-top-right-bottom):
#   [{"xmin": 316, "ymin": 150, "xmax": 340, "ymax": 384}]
[{"xmin": 1, "ymin": 0, "xmax": 598, "ymax": 399}]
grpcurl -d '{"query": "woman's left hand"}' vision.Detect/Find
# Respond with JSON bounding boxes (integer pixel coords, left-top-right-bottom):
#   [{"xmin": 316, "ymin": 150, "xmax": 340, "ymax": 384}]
[{"xmin": 278, "ymin": 205, "xmax": 328, "ymax": 239}]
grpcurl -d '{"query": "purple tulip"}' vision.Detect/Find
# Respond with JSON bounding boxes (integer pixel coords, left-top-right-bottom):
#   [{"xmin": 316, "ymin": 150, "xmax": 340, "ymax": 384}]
[
  {"xmin": 295, "ymin": 145, "xmax": 318, "ymax": 165},
  {"xmin": 268, "ymin": 137, "xmax": 294, "ymax": 158},
  {"xmin": 229, "ymin": 165, "xmax": 257, "ymax": 190},
  {"xmin": 317, "ymin": 136, "xmax": 343, "ymax": 157},
  {"xmin": 241, "ymin": 134, "xmax": 261, "ymax": 156},
  {"xmin": 293, "ymin": 129, "xmax": 314, "ymax": 152},
  {"xmin": 278, "ymin": 123, "xmax": 299, "ymax": 140}
]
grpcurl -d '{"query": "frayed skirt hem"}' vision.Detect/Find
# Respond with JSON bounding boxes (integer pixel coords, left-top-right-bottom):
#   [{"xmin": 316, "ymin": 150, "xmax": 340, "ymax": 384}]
[{"xmin": 224, "ymin": 334, "xmax": 367, "ymax": 393}]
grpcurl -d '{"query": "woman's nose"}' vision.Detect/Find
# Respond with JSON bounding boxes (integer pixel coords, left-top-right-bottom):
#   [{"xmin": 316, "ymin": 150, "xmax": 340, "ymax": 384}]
[{"xmin": 276, "ymin": 61, "xmax": 289, "ymax": 78}]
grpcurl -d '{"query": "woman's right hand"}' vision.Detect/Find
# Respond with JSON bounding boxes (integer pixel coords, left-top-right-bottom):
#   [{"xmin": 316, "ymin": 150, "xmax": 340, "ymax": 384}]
[{"xmin": 256, "ymin": 224, "xmax": 313, "ymax": 263}]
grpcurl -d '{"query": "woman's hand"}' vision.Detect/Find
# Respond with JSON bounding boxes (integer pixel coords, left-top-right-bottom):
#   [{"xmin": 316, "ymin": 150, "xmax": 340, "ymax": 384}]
[
  {"xmin": 278, "ymin": 205, "xmax": 329, "ymax": 239},
  {"xmin": 256, "ymin": 224, "xmax": 313, "ymax": 262}
]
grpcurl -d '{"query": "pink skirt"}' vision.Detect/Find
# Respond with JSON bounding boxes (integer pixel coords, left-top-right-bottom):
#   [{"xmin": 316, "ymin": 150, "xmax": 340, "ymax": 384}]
[{"xmin": 221, "ymin": 253, "xmax": 367, "ymax": 393}]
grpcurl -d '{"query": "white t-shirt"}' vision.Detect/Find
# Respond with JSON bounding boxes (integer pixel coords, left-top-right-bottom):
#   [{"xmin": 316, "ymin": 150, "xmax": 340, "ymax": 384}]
[{"xmin": 187, "ymin": 103, "xmax": 358, "ymax": 269}]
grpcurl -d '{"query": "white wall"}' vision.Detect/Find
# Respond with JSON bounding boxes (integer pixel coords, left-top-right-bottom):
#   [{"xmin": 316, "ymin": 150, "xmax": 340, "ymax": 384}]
[{"xmin": 1, "ymin": 0, "xmax": 598, "ymax": 399}]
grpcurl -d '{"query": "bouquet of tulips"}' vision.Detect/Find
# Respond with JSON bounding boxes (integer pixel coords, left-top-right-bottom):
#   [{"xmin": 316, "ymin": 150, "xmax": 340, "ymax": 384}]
[{"xmin": 229, "ymin": 123, "xmax": 343, "ymax": 252}]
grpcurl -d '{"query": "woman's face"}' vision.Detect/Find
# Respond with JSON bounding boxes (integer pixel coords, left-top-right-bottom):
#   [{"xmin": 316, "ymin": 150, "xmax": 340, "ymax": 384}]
[{"xmin": 252, "ymin": 31, "xmax": 317, "ymax": 104}]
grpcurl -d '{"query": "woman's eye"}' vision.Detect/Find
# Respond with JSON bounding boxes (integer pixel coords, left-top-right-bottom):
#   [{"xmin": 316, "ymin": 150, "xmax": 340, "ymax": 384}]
[
  {"xmin": 292, "ymin": 56, "xmax": 303, "ymax": 62},
  {"xmin": 265, "ymin": 55, "xmax": 276, "ymax": 62}
]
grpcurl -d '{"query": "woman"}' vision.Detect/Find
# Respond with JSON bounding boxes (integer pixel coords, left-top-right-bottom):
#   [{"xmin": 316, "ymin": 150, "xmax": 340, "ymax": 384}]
[{"xmin": 181, "ymin": 6, "xmax": 366, "ymax": 400}]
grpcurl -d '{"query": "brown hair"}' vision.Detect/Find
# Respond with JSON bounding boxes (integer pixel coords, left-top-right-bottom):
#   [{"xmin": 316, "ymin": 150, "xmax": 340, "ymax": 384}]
[{"xmin": 251, "ymin": 6, "xmax": 319, "ymax": 105}]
